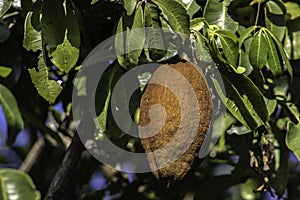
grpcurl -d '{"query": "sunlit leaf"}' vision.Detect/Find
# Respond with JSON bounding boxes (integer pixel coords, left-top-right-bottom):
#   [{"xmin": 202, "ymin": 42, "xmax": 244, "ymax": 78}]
[
  {"xmin": 0, "ymin": 66, "xmax": 12, "ymax": 78},
  {"xmin": 190, "ymin": 18, "xmax": 205, "ymax": 32},
  {"xmin": 285, "ymin": 2, "xmax": 300, "ymax": 20},
  {"xmin": 215, "ymin": 29, "xmax": 239, "ymax": 67},
  {"xmin": 0, "ymin": 84, "xmax": 23, "ymax": 146},
  {"xmin": 0, "ymin": 0, "xmax": 12, "ymax": 18},
  {"xmin": 249, "ymin": 30, "xmax": 268, "ymax": 69},
  {"xmin": 28, "ymin": 53, "xmax": 63, "ymax": 104},
  {"xmin": 0, "ymin": 169, "xmax": 40, "ymax": 200},
  {"xmin": 203, "ymin": 0, "xmax": 238, "ymax": 32},
  {"xmin": 122, "ymin": 0, "xmax": 138, "ymax": 15},
  {"xmin": 23, "ymin": 11, "xmax": 42, "ymax": 52},
  {"xmin": 152, "ymin": 0, "xmax": 189, "ymax": 36},
  {"xmin": 286, "ymin": 122, "xmax": 300, "ymax": 161}
]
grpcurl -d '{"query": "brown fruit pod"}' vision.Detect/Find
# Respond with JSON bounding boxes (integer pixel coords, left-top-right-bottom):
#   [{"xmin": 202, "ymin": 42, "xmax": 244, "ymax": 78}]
[{"xmin": 139, "ymin": 60, "xmax": 212, "ymax": 181}]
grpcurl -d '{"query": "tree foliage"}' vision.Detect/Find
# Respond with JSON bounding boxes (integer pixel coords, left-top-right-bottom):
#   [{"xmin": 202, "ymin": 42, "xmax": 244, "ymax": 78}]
[{"xmin": 0, "ymin": 0, "xmax": 300, "ymax": 199}]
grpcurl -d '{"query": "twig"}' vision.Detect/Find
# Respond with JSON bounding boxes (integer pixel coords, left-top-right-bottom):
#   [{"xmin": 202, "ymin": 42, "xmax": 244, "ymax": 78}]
[
  {"xmin": 44, "ymin": 133, "xmax": 84, "ymax": 200},
  {"xmin": 19, "ymin": 137, "xmax": 46, "ymax": 173}
]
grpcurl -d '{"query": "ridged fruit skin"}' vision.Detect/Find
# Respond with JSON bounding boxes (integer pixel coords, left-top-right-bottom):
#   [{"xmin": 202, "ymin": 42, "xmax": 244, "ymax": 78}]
[{"xmin": 139, "ymin": 60, "xmax": 212, "ymax": 181}]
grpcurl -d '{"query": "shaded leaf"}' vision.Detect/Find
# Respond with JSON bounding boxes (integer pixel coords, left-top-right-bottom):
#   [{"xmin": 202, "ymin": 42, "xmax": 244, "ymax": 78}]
[
  {"xmin": 249, "ymin": 30, "xmax": 268, "ymax": 69},
  {"xmin": 0, "ymin": 84, "xmax": 23, "ymax": 146},
  {"xmin": 0, "ymin": 23, "xmax": 10, "ymax": 42},
  {"xmin": 286, "ymin": 122, "xmax": 300, "ymax": 161},
  {"xmin": 265, "ymin": 32, "xmax": 282, "ymax": 77},
  {"xmin": 264, "ymin": 28, "xmax": 293, "ymax": 77},
  {"xmin": 116, "ymin": 2, "xmax": 145, "ymax": 69},
  {"xmin": 41, "ymin": 0, "xmax": 80, "ymax": 72},
  {"xmin": 28, "ymin": 53, "xmax": 62, "ymax": 104},
  {"xmin": 265, "ymin": 0, "xmax": 286, "ymax": 42},
  {"xmin": 95, "ymin": 67, "xmax": 118, "ymax": 133},
  {"xmin": 0, "ymin": 168, "xmax": 40, "ymax": 200},
  {"xmin": 144, "ymin": 3, "xmax": 166, "ymax": 61},
  {"xmin": 152, "ymin": 0, "xmax": 189, "ymax": 36},
  {"xmin": 203, "ymin": 0, "xmax": 238, "ymax": 32}
]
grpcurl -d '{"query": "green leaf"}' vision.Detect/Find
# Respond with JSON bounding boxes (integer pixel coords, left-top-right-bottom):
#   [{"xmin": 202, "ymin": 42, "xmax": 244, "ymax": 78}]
[
  {"xmin": 213, "ymin": 71, "xmax": 268, "ymax": 130},
  {"xmin": 122, "ymin": 0, "xmax": 138, "ymax": 15},
  {"xmin": 193, "ymin": 31, "xmax": 212, "ymax": 62},
  {"xmin": 285, "ymin": 18, "xmax": 300, "ymax": 60},
  {"xmin": 0, "ymin": 0, "xmax": 12, "ymax": 18},
  {"xmin": 249, "ymin": 30, "xmax": 268, "ymax": 69},
  {"xmin": 265, "ymin": 28, "xmax": 293, "ymax": 77},
  {"xmin": 41, "ymin": 0, "xmax": 80, "ymax": 72},
  {"xmin": 41, "ymin": 0, "xmax": 65, "ymax": 49},
  {"xmin": 95, "ymin": 67, "xmax": 118, "ymax": 134},
  {"xmin": 264, "ymin": 97, "xmax": 277, "ymax": 116},
  {"xmin": 215, "ymin": 29, "xmax": 239, "ymax": 67},
  {"xmin": 264, "ymin": 32, "xmax": 282, "ymax": 77},
  {"xmin": 23, "ymin": 11, "xmax": 42, "ymax": 52},
  {"xmin": 0, "ymin": 169, "xmax": 40, "ymax": 200},
  {"xmin": 28, "ymin": 53, "xmax": 63, "ymax": 104},
  {"xmin": 115, "ymin": 2, "xmax": 145, "ymax": 69},
  {"xmin": 0, "ymin": 84, "xmax": 23, "ymax": 146},
  {"xmin": 176, "ymin": 0, "xmax": 201, "ymax": 19},
  {"xmin": 203, "ymin": 0, "xmax": 238, "ymax": 32},
  {"xmin": 0, "ymin": 66, "xmax": 12, "ymax": 78},
  {"xmin": 286, "ymin": 122, "xmax": 300, "ymax": 161},
  {"xmin": 190, "ymin": 17, "xmax": 205, "ymax": 32},
  {"xmin": 284, "ymin": 102, "xmax": 300, "ymax": 124},
  {"xmin": 265, "ymin": 0, "xmax": 286, "ymax": 42},
  {"xmin": 144, "ymin": 3, "xmax": 166, "ymax": 61},
  {"xmin": 238, "ymin": 26, "xmax": 257, "ymax": 49},
  {"xmin": 285, "ymin": 2, "xmax": 300, "ymax": 20},
  {"xmin": 152, "ymin": 0, "xmax": 189, "ymax": 36}
]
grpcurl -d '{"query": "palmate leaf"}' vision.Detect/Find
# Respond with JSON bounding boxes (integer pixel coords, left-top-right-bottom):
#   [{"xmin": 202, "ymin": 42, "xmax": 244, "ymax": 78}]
[
  {"xmin": 0, "ymin": 84, "xmax": 23, "ymax": 146},
  {"xmin": 203, "ymin": 0, "xmax": 238, "ymax": 32},
  {"xmin": 152, "ymin": 0, "xmax": 189, "ymax": 36},
  {"xmin": 286, "ymin": 122, "xmax": 300, "ymax": 161},
  {"xmin": 249, "ymin": 30, "xmax": 268, "ymax": 69},
  {"xmin": 0, "ymin": 169, "xmax": 40, "ymax": 200},
  {"xmin": 264, "ymin": 32, "xmax": 282, "ymax": 77},
  {"xmin": 212, "ymin": 70, "xmax": 268, "ymax": 130},
  {"xmin": 29, "ymin": 53, "xmax": 63, "ymax": 104},
  {"xmin": 264, "ymin": 28, "xmax": 293, "ymax": 77}
]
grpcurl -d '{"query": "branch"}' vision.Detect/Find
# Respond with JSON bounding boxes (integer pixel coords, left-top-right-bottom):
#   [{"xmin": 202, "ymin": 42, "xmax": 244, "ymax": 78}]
[
  {"xmin": 44, "ymin": 133, "xmax": 84, "ymax": 200},
  {"xmin": 19, "ymin": 137, "xmax": 46, "ymax": 173}
]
